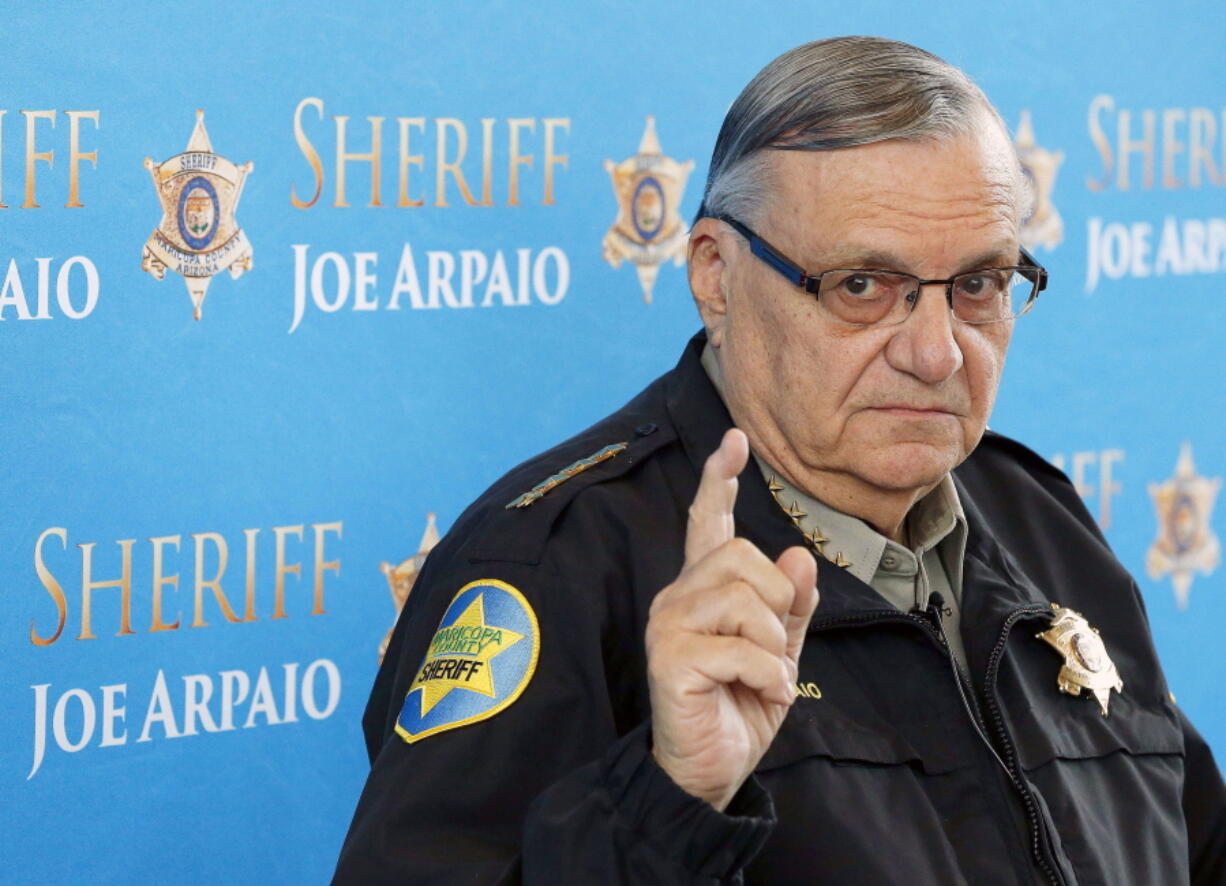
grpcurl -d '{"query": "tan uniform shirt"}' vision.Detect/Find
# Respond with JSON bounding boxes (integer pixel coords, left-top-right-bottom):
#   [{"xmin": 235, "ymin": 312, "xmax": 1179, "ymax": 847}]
[{"xmin": 700, "ymin": 345, "xmax": 970, "ymax": 670}]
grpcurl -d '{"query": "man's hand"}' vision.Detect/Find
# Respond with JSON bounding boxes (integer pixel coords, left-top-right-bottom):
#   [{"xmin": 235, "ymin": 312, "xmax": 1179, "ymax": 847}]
[{"xmin": 647, "ymin": 428, "xmax": 819, "ymax": 811}]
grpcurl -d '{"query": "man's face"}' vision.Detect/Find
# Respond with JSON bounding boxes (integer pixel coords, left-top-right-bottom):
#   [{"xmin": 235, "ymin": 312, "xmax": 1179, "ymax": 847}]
[{"xmin": 699, "ymin": 123, "xmax": 1021, "ymax": 500}]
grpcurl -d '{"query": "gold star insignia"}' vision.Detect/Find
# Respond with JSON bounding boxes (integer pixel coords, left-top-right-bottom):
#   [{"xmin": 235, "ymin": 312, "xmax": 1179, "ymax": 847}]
[
  {"xmin": 409, "ymin": 593, "xmax": 524, "ymax": 716},
  {"xmin": 766, "ymin": 474, "xmax": 851, "ymax": 568}
]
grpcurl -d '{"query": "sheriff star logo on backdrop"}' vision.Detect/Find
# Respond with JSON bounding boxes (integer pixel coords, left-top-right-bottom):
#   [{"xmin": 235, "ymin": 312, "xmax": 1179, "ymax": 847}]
[
  {"xmin": 602, "ymin": 117, "xmax": 694, "ymax": 303},
  {"xmin": 378, "ymin": 513, "xmax": 441, "ymax": 663},
  {"xmin": 142, "ymin": 111, "xmax": 254, "ymax": 320},
  {"xmin": 1147, "ymin": 442, "xmax": 1221, "ymax": 609},
  {"xmin": 1014, "ymin": 110, "xmax": 1064, "ymax": 252}
]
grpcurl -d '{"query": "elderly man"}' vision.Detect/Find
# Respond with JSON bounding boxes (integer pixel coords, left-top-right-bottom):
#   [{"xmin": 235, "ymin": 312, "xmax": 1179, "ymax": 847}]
[{"xmin": 334, "ymin": 37, "xmax": 1226, "ymax": 885}]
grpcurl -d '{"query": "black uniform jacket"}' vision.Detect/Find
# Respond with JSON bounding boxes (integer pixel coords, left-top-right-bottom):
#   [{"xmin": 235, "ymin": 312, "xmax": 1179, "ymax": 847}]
[{"xmin": 334, "ymin": 333, "xmax": 1226, "ymax": 886}]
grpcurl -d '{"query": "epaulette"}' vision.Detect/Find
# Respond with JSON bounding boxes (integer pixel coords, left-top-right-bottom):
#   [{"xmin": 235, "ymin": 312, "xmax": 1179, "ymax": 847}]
[
  {"xmin": 464, "ymin": 419, "xmax": 677, "ymax": 566},
  {"xmin": 504, "ymin": 442, "xmax": 631, "ymax": 510}
]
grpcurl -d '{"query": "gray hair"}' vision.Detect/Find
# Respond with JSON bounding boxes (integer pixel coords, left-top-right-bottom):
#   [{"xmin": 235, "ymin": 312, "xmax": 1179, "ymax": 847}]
[{"xmin": 699, "ymin": 36, "xmax": 1013, "ymax": 225}]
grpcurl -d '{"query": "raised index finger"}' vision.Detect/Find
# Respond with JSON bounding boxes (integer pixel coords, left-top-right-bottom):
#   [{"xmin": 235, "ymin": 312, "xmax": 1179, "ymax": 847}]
[{"xmin": 685, "ymin": 428, "xmax": 749, "ymax": 567}]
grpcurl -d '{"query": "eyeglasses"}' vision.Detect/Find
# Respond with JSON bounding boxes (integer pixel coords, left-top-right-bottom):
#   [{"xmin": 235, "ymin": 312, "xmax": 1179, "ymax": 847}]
[{"xmin": 714, "ymin": 214, "xmax": 1048, "ymax": 327}]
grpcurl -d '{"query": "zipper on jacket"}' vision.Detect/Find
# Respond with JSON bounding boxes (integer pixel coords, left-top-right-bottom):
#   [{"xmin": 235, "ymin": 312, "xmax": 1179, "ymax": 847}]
[
  {"xmin": 977, "ymin": 605, "xmax": 1068, "ymax": 886},
  {"xmin": 919, "ymin": 597, "xmax": 998, "ymax": 764},
  {"xmin": 923, "ymin": 599, "xmax": 1066, "ymax": 886},
  {"xmin": 811, "ymin": 604, "xmax": 1067, "ymax": 886}
]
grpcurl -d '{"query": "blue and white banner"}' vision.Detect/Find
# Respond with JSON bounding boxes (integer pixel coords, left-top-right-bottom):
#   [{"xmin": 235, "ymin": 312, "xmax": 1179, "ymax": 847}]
[{"xmin": 2, "ymin": 1, "xmax": 1223, "ymax": 881}]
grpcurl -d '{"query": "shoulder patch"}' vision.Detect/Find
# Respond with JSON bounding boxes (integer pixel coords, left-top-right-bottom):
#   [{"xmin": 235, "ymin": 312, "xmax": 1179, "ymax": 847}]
[{"xmin": 395, "ymin": 579, "xmax": 540, "ymax": 744}]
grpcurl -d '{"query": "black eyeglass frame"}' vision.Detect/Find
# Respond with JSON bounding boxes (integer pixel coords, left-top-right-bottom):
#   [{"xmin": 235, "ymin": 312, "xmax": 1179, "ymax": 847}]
[{"xmin": 713, "ymin": 213, "xmax": 1049, "ymax": 325}]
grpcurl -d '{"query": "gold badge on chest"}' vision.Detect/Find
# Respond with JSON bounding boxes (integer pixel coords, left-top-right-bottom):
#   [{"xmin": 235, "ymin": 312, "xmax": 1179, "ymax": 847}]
[{"xmin": 1036, "ymin": 604, "xmax": 1123, "ymax": 716}]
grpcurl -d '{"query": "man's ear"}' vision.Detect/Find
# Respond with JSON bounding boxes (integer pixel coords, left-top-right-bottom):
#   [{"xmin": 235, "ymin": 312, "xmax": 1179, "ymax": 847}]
[{"xmin": 687, "ymin": 217, "xmax": 733, "ymax": 348}]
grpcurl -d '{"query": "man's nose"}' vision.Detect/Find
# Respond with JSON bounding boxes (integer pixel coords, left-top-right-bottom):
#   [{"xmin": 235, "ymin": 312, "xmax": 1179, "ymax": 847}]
[{"xmin": 884, "ymin": 282, "xmax": 964, "ymax": 383}]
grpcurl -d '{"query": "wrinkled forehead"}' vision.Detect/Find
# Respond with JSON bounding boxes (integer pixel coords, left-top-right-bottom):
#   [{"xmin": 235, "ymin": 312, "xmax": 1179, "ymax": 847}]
[{"xmin": 765, "ymin": 127, "xmax": 1021, "ymax": 236}]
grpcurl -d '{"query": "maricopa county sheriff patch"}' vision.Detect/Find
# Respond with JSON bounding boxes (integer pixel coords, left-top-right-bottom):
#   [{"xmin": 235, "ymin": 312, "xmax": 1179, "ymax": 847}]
[{"xmin": 396, "ymin": 579, "xmax": 540, "ymax": 743}]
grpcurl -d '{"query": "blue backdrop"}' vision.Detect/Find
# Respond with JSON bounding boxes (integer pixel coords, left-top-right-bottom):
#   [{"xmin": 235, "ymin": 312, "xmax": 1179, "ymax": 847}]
[{"xmin": 2, "ymin": 2, "xmax": 1224, "ymax": 882}]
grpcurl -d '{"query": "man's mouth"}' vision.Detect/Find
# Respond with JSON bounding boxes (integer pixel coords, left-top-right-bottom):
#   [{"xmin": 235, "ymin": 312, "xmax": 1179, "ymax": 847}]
[{"xmin": 868, "ymin": 405, "xmax": 960, "ymax": 417}]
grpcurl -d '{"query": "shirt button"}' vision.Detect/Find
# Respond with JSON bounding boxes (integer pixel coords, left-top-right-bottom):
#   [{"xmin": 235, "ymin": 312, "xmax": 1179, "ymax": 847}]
[
  {"xmin": 882, "ymin": 554, "xmax": 898, "ymax": 569},
  {"xmin": 634, "ymin": 423, "xmax": 658, "ymax": 437}
]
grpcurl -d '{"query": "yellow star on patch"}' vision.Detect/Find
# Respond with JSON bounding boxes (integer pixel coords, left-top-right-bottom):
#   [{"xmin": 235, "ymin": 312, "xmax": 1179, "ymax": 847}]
[{"xmin": 409, "ymin": 593, "xmax": 525, "ymax": 717}]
